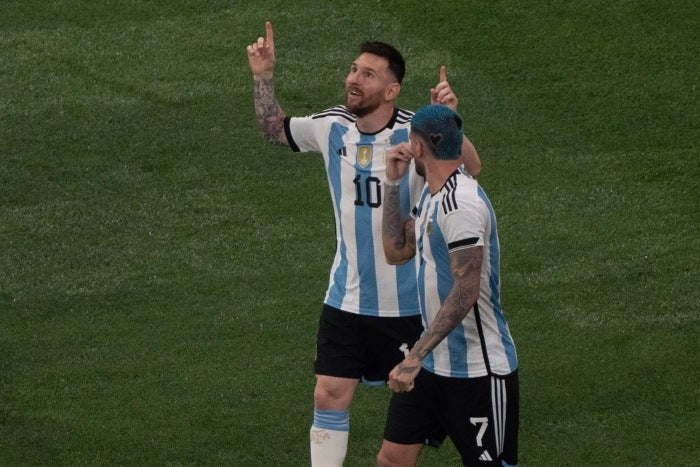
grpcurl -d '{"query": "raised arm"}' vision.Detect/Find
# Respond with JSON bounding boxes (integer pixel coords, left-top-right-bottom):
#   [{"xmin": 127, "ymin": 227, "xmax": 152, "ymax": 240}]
[
  {"xmin": 246, "ymin": 21, "xmax": 288, "ymax": 146},
  {"xmin": 387, "ymin": 245, "xmax": 483, "ymax": 393},
  {"xmin": 382, "ymin": 143, "xmax": 416, "ymax": 265},
  {"xmin": 431, "ymin": 66, "xmax": 482, "ymax": 177},
  {"xmin": 460, "ymin": 136, "xmax": 481, "ymax": 177}
]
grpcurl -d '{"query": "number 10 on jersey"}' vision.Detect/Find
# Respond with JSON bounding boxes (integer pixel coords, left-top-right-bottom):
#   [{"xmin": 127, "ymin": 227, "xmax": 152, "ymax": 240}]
[{"xmin": 353, "ymin": 175, "xmax": 382, "ymax": 208}]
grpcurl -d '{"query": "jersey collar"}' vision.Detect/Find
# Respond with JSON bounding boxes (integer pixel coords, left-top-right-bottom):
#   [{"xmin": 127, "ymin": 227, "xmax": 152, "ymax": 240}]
[{"xmin": 357, "ymin": 108, "xmax": 400, "ymax": 135}]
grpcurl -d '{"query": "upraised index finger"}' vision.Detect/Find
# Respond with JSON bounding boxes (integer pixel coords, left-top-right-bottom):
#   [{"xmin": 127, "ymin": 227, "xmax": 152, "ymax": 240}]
[
  {"xmin": 265, "ymin": 21, "xmax": 274, "ymax": 48},
  {"xmin": 439, "ymin": 65, "xmax": 447, "ymax": 83}
]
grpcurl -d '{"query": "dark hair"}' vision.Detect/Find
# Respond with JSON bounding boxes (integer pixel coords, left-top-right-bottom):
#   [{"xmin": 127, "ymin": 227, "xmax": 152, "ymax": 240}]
[{"xmin": 360, "ymin": 41, "xmax": 405, "ymax": 84}]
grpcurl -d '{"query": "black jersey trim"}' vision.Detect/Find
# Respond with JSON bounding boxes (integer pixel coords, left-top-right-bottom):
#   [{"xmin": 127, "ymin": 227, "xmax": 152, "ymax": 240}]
[
  {"xmin": 448, "ymin": 237, "xmax": 479, "ymax": 251},
  {"xmin": 311, "ymin": 105, "xmax": 356, "ymax": 122},
  {"xmin": 473, "ymin": 302, "xmax": 493, "ymax": 375},
  {"xmin": 306, "ymin": 106, "xmax": 413, "ymax": 135},
  {"xmin": 284, "ymin": 116, "xmax": 300, "ymax": 152},
  {"xmin": 395, "ymin": 108, "xmax": 414, "ymax": 124},
  {"xmin": 440, "ymin": 171, "xmax": 461, "ymax": 214},
  {"xmin": 357, "ymin": 107, "xmax": 414, "ymax": 135}
]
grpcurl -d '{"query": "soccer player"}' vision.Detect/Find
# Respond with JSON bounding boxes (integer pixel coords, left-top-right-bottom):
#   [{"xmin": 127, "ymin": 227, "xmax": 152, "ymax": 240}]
[
  {"xmin": 378, "ymin": 104, "xmax": 519, "ymax": 466},
  {"xmin": 246, "ymin": 22, "xmax": 481, "ymax": 466}
]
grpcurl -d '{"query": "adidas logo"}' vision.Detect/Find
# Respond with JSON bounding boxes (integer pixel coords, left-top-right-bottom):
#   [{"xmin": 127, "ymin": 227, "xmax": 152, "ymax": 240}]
[{"xmin": 479, "ymin": 450, "xmax": 493, "ymax": 462}]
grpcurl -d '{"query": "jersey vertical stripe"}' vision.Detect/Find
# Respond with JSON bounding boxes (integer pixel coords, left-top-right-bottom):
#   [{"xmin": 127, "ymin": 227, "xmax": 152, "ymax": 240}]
[
  {"xmin": 285, "ymin": 106, "xmax": 421, "ymax": 317},
  {"xmin": 414, "ymin": 173, "xmax": 518, "ymax": 377},
  {"xmin": 327, "ymin": 121, "xmax": 350, "ymax": 308},
  {"xmin": 355, "ymin": 132, "xmax": 379, "ymax": 313},
  {"xmin": 478, "ymin": 186, "xmax": 518, "ymax": 370}
]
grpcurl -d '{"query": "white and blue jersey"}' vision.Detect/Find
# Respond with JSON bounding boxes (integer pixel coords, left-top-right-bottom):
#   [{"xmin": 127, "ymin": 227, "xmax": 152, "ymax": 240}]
[
  {"xmin": 413, "ymin": 171, "xmax": 518, "ymax": 377},
  {"xmin": 285, "ymin": 106, "xmax": 424, "ymax": 317}
]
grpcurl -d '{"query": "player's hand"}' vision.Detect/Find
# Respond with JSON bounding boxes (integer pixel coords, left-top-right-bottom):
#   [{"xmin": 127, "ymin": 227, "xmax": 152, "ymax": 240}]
[
  {"xmin": 385, "ymin": 142, "xmax": 413, "ymax": 183},
  {"xmin": 246, "ymin": 21, "xmax": 276, "ymax": 79},
  {"xmin": 387, "ymin": 356, "xmax": 422, "ymax": 393},
  {"xmin": 430, "ymin": 66, "xmax": 459, "ymax": 110}
]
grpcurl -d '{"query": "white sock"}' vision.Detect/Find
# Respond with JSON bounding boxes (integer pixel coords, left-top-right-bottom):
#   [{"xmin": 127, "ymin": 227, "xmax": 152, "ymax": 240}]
[{"xmin": 310, "ymin": 409, "xmax": 349, "ymax": 467}]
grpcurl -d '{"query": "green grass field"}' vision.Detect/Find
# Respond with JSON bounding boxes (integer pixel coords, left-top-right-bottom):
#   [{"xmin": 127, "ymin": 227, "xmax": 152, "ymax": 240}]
[{"xmin": 1, "ymin": 1, "xmax": 698, "ymax": 465}]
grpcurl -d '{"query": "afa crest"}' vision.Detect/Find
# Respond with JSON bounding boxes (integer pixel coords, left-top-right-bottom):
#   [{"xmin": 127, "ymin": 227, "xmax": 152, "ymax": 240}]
[
  {"xmin": 310, "ymin": 429, "xmax": 331, "ymax": 444},
  {"xmin": 357, "ymin": 145, "xmax": 372, "ymax": 168},
  {"xmin": 426, "ymin": 221, "xmax": 433, "ymax": 237}
]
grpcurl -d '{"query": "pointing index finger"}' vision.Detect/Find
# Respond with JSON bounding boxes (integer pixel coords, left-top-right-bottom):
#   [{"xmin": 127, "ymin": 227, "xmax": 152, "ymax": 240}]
[
  {"xmin": 265, "ymin": 21, "xmax": 274, "ymax": 47},
  {"xmin": 439, "ymin": 65, "xmax": 447, "ymax": 83}
]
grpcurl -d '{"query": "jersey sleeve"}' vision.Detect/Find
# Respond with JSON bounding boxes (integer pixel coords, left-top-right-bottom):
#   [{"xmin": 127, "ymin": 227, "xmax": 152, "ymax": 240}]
[
  {"xmin": 284, "ymin": 115, "xmax": 320, "ymax": 153},
  {"xmin": 442, "ymin": 189, "xmax": 487, "ymax": 252},
  {"xmin": 284, "ymin": 117, "xmax": 321, "ymax": 152},
  {"xmin": 284, "ymin": 106, "xmax": 354, "ymax": 154}
]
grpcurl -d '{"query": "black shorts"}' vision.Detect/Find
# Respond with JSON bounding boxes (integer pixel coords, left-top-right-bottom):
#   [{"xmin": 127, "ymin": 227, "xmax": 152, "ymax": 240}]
[
  {"xmin": 384, "ymin": 369, "xmax": 519, "ymax": 466},
  {"xmin": 314, "ymin": 304, "xmax": 423, "ymax": 384}
]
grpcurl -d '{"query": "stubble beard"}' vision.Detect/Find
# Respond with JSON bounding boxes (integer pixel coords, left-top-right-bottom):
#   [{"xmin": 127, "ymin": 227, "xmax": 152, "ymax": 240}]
[
  {"xmin": 345, "ymin": 91, "xmax": 380, "ymax": 118},
  {"xmin": 414, "ymin": 159, "xmax": 425, "ymax": 177}
]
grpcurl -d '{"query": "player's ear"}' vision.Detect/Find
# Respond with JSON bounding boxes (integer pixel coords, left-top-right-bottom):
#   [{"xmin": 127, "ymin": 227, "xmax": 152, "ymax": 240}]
[
  {"xmin": 413, "ymin": 136, "xmax": 425, "ymax": 158},
  {"xmin": 385, "ymin": 82, "xmax": 400, "ymax": 101}
]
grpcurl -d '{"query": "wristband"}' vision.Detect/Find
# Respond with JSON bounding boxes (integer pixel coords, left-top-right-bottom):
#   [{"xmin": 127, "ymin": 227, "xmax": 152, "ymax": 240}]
[{"xmin": 384, "ymin": 177, "xmax": 401, "ymax": 187}]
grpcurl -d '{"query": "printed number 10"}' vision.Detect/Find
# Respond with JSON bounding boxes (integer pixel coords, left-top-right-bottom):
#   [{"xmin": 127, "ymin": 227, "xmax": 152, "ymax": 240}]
[{"xmin": 353, "ymin": 175, "xmax": 382, "ymax": 208}]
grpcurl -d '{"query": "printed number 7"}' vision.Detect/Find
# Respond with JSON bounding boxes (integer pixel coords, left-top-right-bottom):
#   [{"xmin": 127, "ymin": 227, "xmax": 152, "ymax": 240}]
[{"xmin": 470, "ymin": 417, "xmax": 488, "ymax": 447}]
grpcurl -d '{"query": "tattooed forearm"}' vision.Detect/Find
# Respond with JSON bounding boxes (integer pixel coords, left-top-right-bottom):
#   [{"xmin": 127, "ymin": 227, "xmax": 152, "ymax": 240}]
[
  {"xmin": 253, "ymin": 78, "xmax": 286, "ymax": 145},
  {"xmin": 409, "ymin": 246, "xmax": 483, "ymax": 361},
  {"xmin": 446, "ymin": 246, "xmax": 483, "ymax": 310},
  {"xmin": 383, "ymin": 185, "xmax": 406, "ymax": 247},
  {"xmin": 396, "ymin": 359, "xmax": 421, "ymax": 375},
  {"xmin": 382, "ymin": 185, "xmax": 415, "ymax": 263}
]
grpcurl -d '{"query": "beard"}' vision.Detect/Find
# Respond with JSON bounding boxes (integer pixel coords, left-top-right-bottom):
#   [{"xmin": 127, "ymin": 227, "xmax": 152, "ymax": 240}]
[
  {"xmin": 345, "ymin": 90, "xmax": 381, "ymax": 118},
  {"xmin": 347, "ymin": 101, "xmax": 380, "ymax": 118},
  {"xmin": 414, "ymin": 158, "xmax": 426, "ymax": 177}
]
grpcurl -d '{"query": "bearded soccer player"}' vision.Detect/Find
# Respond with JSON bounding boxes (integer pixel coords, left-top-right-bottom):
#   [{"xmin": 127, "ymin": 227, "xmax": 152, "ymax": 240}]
[
  {"xmin": 378, "ymin": 105, "xmax": 518, "ymax": 466},
  {"xmin": 246, "ymin": 22, "xmax": 481, "ymax": 466}
]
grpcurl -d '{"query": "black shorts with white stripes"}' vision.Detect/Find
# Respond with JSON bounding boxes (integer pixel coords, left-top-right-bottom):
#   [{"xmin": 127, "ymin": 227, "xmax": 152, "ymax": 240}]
[{"xmin": 384, "ymin": 369, "xmax": 519, "ymax": 466}]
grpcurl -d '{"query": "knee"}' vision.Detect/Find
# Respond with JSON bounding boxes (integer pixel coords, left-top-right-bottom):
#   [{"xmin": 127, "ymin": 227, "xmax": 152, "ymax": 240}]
[
  {"xmin": 313, "ymin": 383, "xmax": 343, "ymax": 407},
  {"xmin": 376, "ymin": 450, "xmax": 393, "ymax": 467},
  {"xmin": 376, "ymin": 450, "xmax": 411, "ymax": 467},
  {"xmin": 313, "ymin": 377, "xmax": 357, "ymax": 410},
  {"xmin": 376, "ymin": 442, "xmax": 419, "ymax": 467}
]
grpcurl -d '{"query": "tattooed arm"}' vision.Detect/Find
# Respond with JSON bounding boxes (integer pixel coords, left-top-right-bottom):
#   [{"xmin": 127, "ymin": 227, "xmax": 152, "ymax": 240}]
[
  {"xmin": 252, "ymin": 78, "xmax": 288, "ymax": 145},
  {"xmin": 382, "ymin": 143, "xmax": 416, "ymax": 265},
  {"xmin": 246, "ymin": 21, "xmax": 289, "ymax": 146},
  {"xmin": 382, "ymin": 184, "xmax": 416, "ymax": 265},
  {"xmin": 387, "ymin": 245, "xmax": 483, "ymax": 393},
  {"xmin": 409, "ymin": 246, "xmax": 483, "ymax": 360}
]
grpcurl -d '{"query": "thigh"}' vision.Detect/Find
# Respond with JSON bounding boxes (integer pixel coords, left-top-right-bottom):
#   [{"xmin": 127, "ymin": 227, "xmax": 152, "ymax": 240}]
[
  {"xmin": 314, "ymin": 305, "xmax": 364, "ymax": 379},
  {"xmin": 362, "ymin": 314, "xmax": 423, "ymax": 384},
  {"xmin": 441, "ymin": 372, "xmax": 519, "ymax": 466},
  {"xmin": 383, "ymin": 370, "xmax": 442, "ymax": 445}
]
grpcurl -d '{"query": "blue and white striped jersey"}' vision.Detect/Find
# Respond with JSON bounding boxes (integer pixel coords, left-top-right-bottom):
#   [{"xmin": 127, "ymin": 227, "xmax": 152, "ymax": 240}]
[
  {"xmin": 285, "ymin": 106, "xmax": 424, "ymax": 317},
  {"xmin": 413, "ymin": 171, "xmax": 518, "ymax": 377}
]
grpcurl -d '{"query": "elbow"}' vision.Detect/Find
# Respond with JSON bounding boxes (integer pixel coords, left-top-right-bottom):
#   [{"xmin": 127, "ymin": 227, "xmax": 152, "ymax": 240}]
[
  {"xmin": 262, "ymin": 130, "xmax": 289, "ymax": 146},
  {"xmin": 382, "ymin": 238, "xmax": 409, "ymax": 265},
  {"xmin": 467, "ymin": 159, "xmax": 481, "ymax": 177},
  {"xmin": 464, "ymin": 149, "xmax": 481, "ymax": 177},
  {"xmin": 384, "ymin": 252, "xmax": 411, "ymax": 266},
  {"xmin": 461, "ymin": 137, "xmax": 481, "ymax": 177}
]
